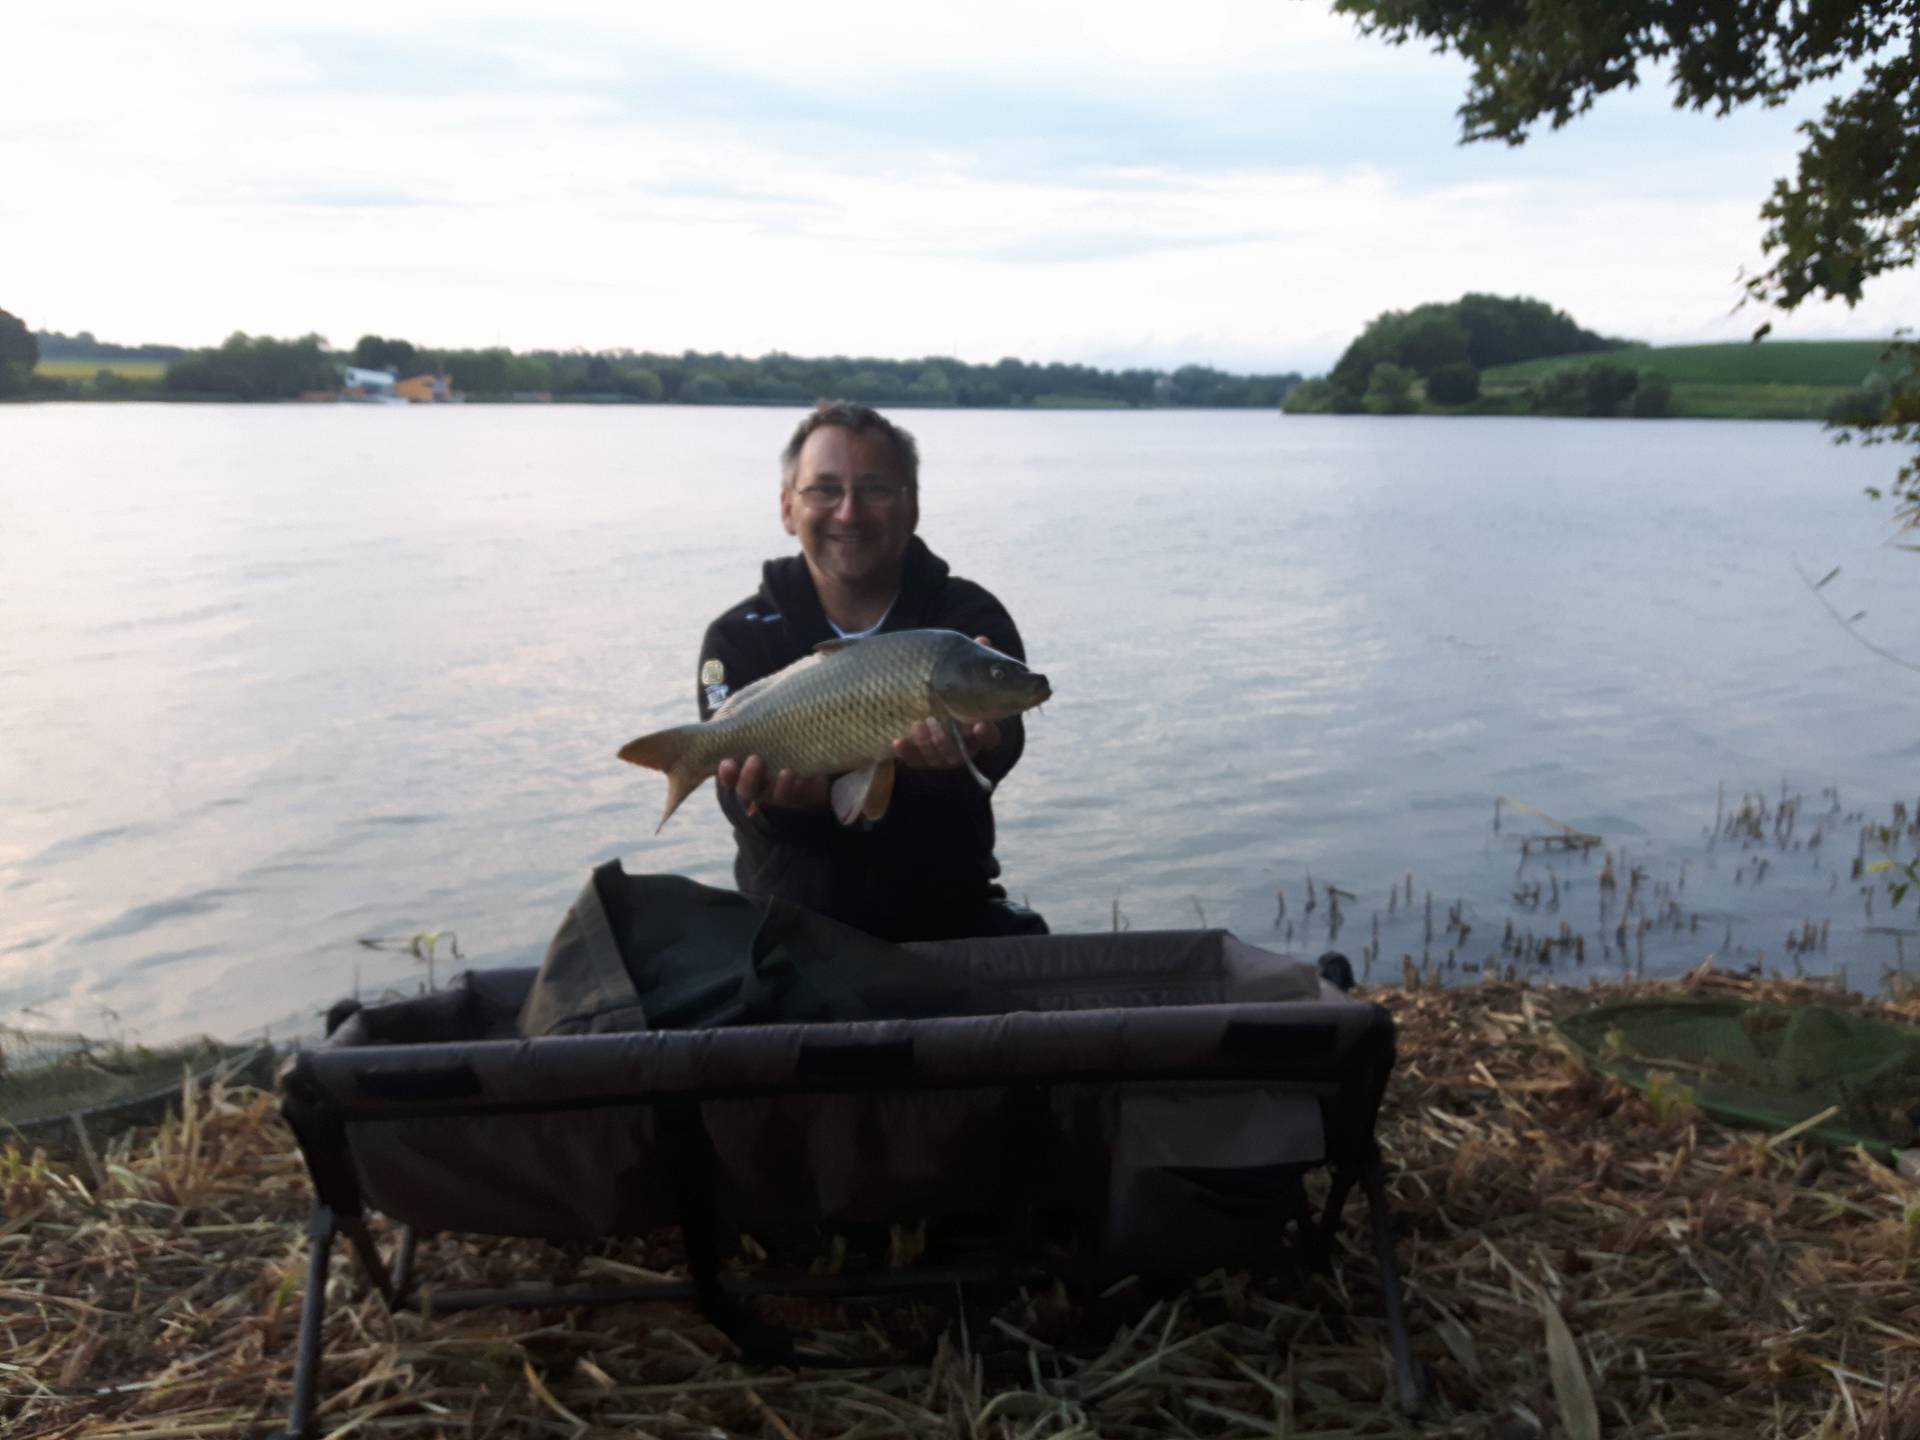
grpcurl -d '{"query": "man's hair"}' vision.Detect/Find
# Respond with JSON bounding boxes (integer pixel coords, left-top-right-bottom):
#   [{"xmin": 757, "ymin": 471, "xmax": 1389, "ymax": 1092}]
[{"xmin": 779, "ymin": 400, "xmax": 920, "ymax": 493}]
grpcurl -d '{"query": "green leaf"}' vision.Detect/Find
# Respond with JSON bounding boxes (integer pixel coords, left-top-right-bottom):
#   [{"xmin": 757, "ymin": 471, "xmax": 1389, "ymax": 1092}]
[{"xmin": 1542, "ymin": 1295, "xmax": 1601, "ymax": 1440}]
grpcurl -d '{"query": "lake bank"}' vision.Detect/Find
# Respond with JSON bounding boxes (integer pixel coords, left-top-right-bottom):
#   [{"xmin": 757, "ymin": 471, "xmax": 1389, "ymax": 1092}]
[
  {"xmin": 1283, "ymin": 338, "xmax": 1906, "ymax": 421},
  {"xmin": 7, "ymin": 968, "xmax": 1916, "ymax": 1436},
  {"xmin": 8, "ymin": 384, "xmax": 1875, "ymax": 419}
]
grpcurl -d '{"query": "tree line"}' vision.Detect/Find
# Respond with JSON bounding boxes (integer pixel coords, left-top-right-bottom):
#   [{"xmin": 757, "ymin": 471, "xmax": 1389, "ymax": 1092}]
[
  {"xmin": 9, "ymin": 318, "xmax": 1302, "ymax": 409},
  {"xmin": 336, "ymin": 334, "xmax": 1302, "ymax": 408},
  {"xmin": 36, "ymin": 330, "xmax": 186, "ymax": 361},
  {"xmin": 0, "ymin": 306, "xmax": 38, "ymax": 396}
]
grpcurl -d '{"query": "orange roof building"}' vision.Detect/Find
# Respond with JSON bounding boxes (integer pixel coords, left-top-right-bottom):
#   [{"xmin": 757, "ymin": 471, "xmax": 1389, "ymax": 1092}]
[{"xmin": 394, "ymin": 371, "xmax": 454, "ymax": 403}]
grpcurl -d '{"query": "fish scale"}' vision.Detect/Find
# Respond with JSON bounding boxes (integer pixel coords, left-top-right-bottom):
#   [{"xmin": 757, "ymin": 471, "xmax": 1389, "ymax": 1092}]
[
  {"xmin": 691, "ymin": 632, "xmax": 941, "ymax": 777},
  {"xmin": 618, "ymin": 628, "xmax": 1051, "ymax": 833}
]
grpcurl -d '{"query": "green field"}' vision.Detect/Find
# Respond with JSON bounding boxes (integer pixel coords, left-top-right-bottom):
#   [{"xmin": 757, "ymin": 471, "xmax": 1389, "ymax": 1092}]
[
  {"xmin": 1662, "ymin": 382, "xmax": 1851, "ymax": 420},
  {"xmin": 1484, "ymin": 339, "xmax": 1898, "ymax": 388},
  {"xmin": 35, "ymin": 357, "xmax": 167, "ymax": 380},
  {"xmin": 1468, "ymin": 339, "xmax": 1906, "ymax": 421}
]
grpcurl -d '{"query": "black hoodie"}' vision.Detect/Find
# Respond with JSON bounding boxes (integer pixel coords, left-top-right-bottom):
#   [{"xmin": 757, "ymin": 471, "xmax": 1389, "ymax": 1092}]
[{"xmin": 695, "ymin": 537, "xmax": 1029, "ymax": 939}]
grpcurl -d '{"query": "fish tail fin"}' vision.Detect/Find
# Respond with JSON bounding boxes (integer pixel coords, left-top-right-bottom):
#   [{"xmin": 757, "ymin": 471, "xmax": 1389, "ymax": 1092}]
[{"xmin": 617, "ymin": 726, "xmax": 709, "ymax": 833}]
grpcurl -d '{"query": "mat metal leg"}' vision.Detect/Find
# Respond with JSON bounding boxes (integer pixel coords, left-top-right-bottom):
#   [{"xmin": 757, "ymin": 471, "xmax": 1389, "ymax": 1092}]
[
  {"xmin": 1315, "ymin": 1166, "xmax": 1358, "ymax": 1264},
  {"xmin": 339, "ymin": 1213, "xmax": 393, "ymax": 1306},
  {"xmin": 1361, "ymin": 1153, "xmax": 1424, "ymax": 1415},
  {"xmin": 275, "ymin": 1202, "xmax": 337, "ymax": 1440},
  {"xmin": 660, "ymin": 1103, "xmax": 796, "ymax": 1365},
  {"xmin": 391, "ymin": 1225, "xmax": 417, "ymax": 1306}
]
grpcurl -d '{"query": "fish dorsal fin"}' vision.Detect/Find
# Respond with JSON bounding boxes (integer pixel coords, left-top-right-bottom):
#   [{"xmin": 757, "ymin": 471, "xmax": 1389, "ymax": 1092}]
[
  {"xmin": 812, "ymin": 636, "xmax": 860, "ymax": 656},
  {"xmin": 712, "ymin": 647, "xmax": 837, "ymax": 718},
  {"xmin": 711, "ymin": 669, "xmax": 786, "ymax": 718}
]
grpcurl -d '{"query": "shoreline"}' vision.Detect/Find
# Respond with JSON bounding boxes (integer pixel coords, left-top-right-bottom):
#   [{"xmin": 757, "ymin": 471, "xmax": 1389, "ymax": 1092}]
[
  {"xmin": 9, "ymin": 967, "xmax": 1916, "ymax": 1437},
  {"xmin": 3, "ymin": 392, "xmax": 1854, "ymax": 421}
]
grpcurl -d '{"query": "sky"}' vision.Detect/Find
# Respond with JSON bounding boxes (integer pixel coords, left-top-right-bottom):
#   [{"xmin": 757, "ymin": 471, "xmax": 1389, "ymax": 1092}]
[{"xmin": 3, "ymin": 1, "xmax": 1914, "ymax": 375}]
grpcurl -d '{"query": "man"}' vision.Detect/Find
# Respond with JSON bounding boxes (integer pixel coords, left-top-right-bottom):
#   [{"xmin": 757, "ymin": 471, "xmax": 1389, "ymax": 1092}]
[{"xmin": 696, "ymin": 400, "xmax": 1045, "ymax": 942}]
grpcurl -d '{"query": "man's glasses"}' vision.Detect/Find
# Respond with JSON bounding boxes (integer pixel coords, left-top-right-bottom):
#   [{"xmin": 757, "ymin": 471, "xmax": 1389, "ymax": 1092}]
[{"xmin": 794, "ymin": 482, "xmax": 910, "ymax": 512}]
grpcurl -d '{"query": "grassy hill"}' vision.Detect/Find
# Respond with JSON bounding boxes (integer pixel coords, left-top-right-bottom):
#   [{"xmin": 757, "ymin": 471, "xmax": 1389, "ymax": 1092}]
[
  {"xmin": 35, "ymin": 358, "xmax": 167, "ymax": 381},
  {"xmin": 1478, "ymin": 340, "xmax": 1900, "ymax": 420},
  {"xmin": 1485, "ymin": 340, "xmax": 1894, "ymax": 387}
]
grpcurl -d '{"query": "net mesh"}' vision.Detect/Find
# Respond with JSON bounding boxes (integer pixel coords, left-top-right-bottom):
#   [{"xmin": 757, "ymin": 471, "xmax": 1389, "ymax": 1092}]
[
  {"xmin": 0, "ymin": 1023, "xmax": 242, "ymax": 1130},
  {"xmin": 1556, "ymin": 998, "xmax": 1920, "ymax": 1154}
]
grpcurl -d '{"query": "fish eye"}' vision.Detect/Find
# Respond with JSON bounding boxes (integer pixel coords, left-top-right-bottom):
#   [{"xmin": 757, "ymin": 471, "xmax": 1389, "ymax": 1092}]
[{"xmin": 990, "ymin": 664, "xmax": 1006, "ymax": 681}]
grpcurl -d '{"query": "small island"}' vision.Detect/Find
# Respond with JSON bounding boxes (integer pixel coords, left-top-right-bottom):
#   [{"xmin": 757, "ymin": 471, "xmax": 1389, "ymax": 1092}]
[{"xmin": 1282, "ymin": 293, "xmax": 1908, "ymax": 422}]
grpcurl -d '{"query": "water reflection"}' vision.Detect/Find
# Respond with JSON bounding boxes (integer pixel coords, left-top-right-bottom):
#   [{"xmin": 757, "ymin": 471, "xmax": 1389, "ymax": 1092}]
[{"xmin": 0, "ymin": 405, "xmax": 1912, "ymax": 1042}]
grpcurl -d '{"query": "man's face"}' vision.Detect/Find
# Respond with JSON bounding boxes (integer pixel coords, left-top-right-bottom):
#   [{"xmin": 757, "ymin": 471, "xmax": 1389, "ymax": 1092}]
[{"xmin": 781, "ymin": 425, "xmax": 918, "ymax": 593}]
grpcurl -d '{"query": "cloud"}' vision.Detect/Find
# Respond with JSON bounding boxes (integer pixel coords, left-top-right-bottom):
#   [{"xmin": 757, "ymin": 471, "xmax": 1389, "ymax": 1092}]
[
  {"xmin": 267, "ymin": 188, "xmax": 441, "ymax": 209},
  {"xmin": 975, "ymin": 230, "xmax": 1280, "ymax": 265},
  {"xmin": 3, "ymin": 2, "xmax": 1912, "ymax": 369}
]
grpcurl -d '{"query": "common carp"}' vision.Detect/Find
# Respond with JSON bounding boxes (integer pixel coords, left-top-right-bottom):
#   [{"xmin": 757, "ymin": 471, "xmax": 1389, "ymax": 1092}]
[{"xmin": 618, "ymin": 629, "xmax": 1050, "ymax": 833}]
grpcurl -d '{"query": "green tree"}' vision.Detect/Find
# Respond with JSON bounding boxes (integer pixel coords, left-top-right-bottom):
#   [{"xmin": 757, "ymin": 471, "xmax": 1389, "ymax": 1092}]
[
  {"xmin": 1531, "ymin": 361, "xmax": 1643, "ymax": 417},
  {"xmin": 1532, "ymin": 366, "xmax": 1588, "ymax": 417},
  {"xmin": 1454, "ymin": 292, "xmax": 1618, "ymax": 368},
  {"xmin": 443, "ymin": 348, "xmax": 515, "ymax": 396},
  {"xmin": 1426, "ymin": 362, "xmax": 1480, "ymax": 406},
  {"xmin": 0, "ymin": 305, "xmax": 38, "ymax": 394},
  {"xmin": 1583, "ymin": 362, "xmax": 1641, "ymax": 417},
  {"xmin": 1396, "ymin": 305, "xmax": 1473, "ymax": 376},
  {"xmin": 615, "ymin": 367, "xmax": 664, "ymax": 402},
  {"xmin": 1365, "ymin": 362, "xmax": 1417, "ymax": 414},
  {"xmin": 1828, "ymin": 375, "xmax": 1892, "ymax": 427},
  {"xmin": 351, "ymin": 335, "xmax": 418, "ymax": 374},
  {"xmin": 1529, "ymin": 361, "xmax": 1620, "ymax": 417},
  {"xmin": 1330, "ymin": 321, "xmax": 1402, "ymax": 396},
  {"xmin": 1331, "ymin": 295, "xmax": 1614, "ymax": 396},
  {"xmin": 164, "ymin": 333, "xmax": 336, "ymax": 400},
  {"xmin": 1630, "ymin": 372, "xmax": 1673, "ymax": 418},
  {"xmin": 1281, "ymin": 377, "xmax": 1338, "ymax": 414},
  {"xmin": 91, "ymin": 368, "xmax": 141, "ymax": 400},
  {"xmin": 909, "ymin": 365, "xmax": 955, "ymax": 404},
  {"xmin": 1335, "ymin": 0, "xmax": 1920, "ymax": 519}
]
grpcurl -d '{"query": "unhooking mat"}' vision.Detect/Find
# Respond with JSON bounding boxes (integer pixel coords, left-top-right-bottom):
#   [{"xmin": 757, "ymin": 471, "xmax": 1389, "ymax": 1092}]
[{"xmin": 1555, "ymin": 997, "xmax": 1920, "ymax": 1155}]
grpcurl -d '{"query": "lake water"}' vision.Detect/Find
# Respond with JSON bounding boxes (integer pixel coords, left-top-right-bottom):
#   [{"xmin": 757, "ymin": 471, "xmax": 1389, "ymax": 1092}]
[{"xmin": 3, "ymin": 404, "xmax": 1916, "ymax": 1046}]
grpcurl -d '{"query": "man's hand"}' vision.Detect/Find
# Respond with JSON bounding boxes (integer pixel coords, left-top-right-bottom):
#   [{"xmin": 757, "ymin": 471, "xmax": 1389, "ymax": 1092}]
[
  {"xmin": 893, "ymin": 718, "xmax": 1000, "ymax": 770},
  {"xmin": 717, "ymin": 755, "xmax": 831, "ymax": 817}
]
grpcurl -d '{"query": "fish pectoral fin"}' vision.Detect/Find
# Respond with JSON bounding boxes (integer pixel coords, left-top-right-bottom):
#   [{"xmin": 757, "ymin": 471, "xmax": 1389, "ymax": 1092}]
[
  {"xmin": 863, "ymin": 756, "xmax": 896, "ymax": 820},
  {"xmin": 943, "ymin": 716, "xmax": 995, "ymax": 794},
  {"xmin": 830, "ymin": 758, "xmax": 896, "ymax": 826}
]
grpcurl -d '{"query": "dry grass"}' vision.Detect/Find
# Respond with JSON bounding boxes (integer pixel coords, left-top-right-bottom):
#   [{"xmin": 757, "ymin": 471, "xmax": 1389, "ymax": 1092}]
[{"xmin": 5, "ymin": 970, "xmax": 1919, "ymax": 1439}]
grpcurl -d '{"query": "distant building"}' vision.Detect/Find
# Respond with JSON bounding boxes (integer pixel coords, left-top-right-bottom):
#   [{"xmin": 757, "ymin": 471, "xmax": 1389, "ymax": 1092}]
[
  {"xmin": 394, "ymin": 371, "xmax": 455, "ymax": 403},
  {"xmin": 341, "ymin": 366, "xmax": 400, "ymax": 402}
]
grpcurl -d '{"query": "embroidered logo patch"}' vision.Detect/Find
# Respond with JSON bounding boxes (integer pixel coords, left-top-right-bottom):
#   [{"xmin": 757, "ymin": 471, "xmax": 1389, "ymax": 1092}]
[{"xmin": 700, "ymin": 658, "xmax": 726, "ymax": 686}]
